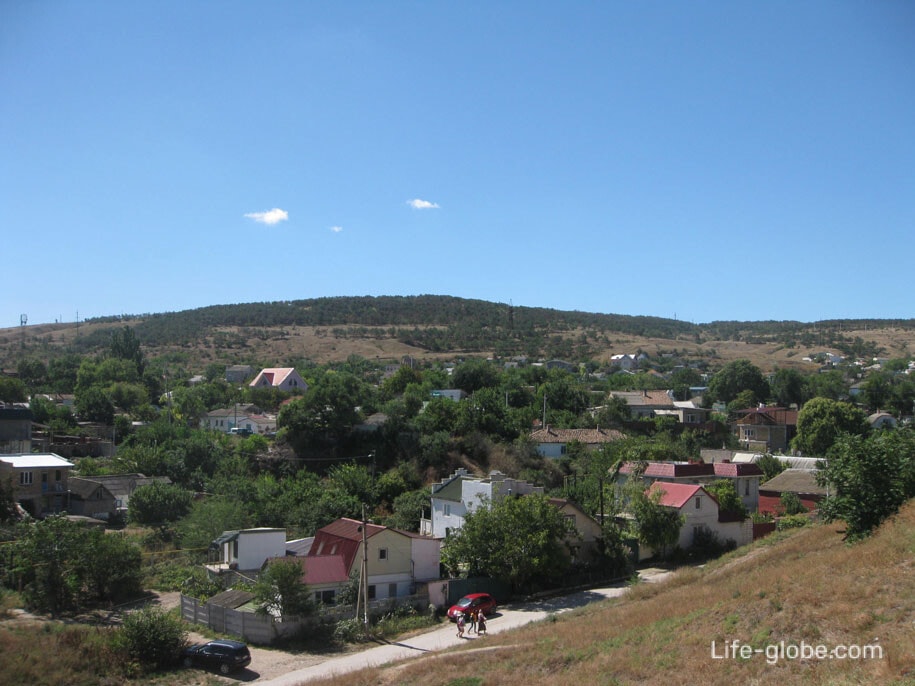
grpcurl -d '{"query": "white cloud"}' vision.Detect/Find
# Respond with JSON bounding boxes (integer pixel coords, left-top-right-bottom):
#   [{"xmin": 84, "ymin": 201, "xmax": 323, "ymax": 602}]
[
  {"xmin": 244, "ymin": 208, "xmax": 289, "ymax": 225},
  {"xmin": 331, "ymin": 225, "xmax": 343, "ymax": 233},
  {"xmin": 407, "ymin": 198, "xmax": 440, "ymax": 210}
]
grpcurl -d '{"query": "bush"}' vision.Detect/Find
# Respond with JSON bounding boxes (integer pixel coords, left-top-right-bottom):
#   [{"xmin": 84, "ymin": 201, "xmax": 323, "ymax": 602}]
[
  {"xmin": 777, "ymin": 514, "xmax": 810, "ymax": 531},
  {"xmin": 115, "ymin": 606, "xmax": 187, "ymax": 672},
  {"xmin": 333, "ymin": 617, "xmax": 370, "ymax": 643}
]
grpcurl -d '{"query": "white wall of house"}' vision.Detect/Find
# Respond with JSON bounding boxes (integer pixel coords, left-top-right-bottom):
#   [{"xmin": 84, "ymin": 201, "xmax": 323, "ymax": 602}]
[
  {"xmin": 226, "ymin": 529, "xmax": 287, "ymax": 570},
  {"xmin": 410, "ymin": 537, "xmax": 443, "ymax": 581},
  {"xmin": 430, "ymin": 496, "xmax": 467, "ymax": 539}
]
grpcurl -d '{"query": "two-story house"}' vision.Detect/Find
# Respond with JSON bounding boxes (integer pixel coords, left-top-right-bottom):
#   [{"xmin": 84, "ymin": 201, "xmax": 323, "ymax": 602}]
[
  {"xmin": 0, "ymin": 404, "xmax": 32, "ymax": 454},
  {"xmin": 618, "ymin": 460, "xmax": 763, "ymax": 513},
  {"xmin": 0, "ymin": 453, "xmax": 73, "ymax": 517},
  {"xmin": 732, "ymin": 406, "xmax": 798, "ymax": 453},
  {"xmin": 290, "ymin": 518, "xmax": 440, "ymax": 605},
  {"xmin": 423, "ymin": 469, "xmax": 544, "ymax": 538}
]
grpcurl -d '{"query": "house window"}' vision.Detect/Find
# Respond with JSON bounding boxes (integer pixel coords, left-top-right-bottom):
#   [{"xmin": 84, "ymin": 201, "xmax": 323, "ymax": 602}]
[
  {"xmin": 695, "ymin": 497, "xmax": 701, "ymax": 509},
  {"xmin": 379, "ymin": 548, "xmax": 388, "ymax": 561},
  {"xmin": 745, "ymin": 480, "xmax": 750, "ymax": 496},
  {"xmin": 388, "ymin": 583, "xmax": 397, "ymax": 598},
  {"xmin": 443, "ymin": 503, "xmax": 451, "ymax": 516},
  {"xmin": 315, "ymin": 590, "xmax": 335, "ymax": 605},
  {"xmin": 368, "ymin": 585, "xmax": 376, "ymax": 600},
  {"xmin": 55, "ymin": 470, "xmax": 61, "ymax": 481},
  {"xmin": 20, "ymin": 471, "xmax": 32, "ymax": 486}
]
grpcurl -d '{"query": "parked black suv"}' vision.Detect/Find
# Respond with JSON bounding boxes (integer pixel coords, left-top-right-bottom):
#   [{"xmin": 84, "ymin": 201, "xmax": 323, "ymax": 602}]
[{"xmin": 181, "ymin": 639, "xmax": 251, "ymax": 674}]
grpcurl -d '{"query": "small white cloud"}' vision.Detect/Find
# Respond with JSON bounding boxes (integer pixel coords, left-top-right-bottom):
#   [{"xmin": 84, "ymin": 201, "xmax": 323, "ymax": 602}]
[
  {"xmin": 407, "ymin": 198, "xmax": 440, "ymax": 210},
  {"xmin": 330, "ymin": 225, "xmax": 343, "ymax": 233},
  {"xmin": 244, "ymin": 208, "xmax": 289, "ymax": 225}
]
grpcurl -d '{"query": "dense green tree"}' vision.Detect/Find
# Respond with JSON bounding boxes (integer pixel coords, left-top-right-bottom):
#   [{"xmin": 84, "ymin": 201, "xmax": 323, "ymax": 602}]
[
  {"xmin": 779, "ymin": 492, "xmax": 807, "ymax": 516},
  {"xmin": 177, "ymin": 496, "xmax": 249, "ymax": 550},
  {"xmin": 78, "ymin": 532, "xmax": 144, "ymax": 603},
  {"xmin": 451, "ymin": 358, "xmax": 501, "ymax": 393},
  {"xmin": 47, "ymin": 354, "xmax": 81, "ymax": 393},
  {"xmin": 805, "ymin": 370, "xmax": 849, "ymax": 401},
  {"xmin": 17, "ymin": 358, "xmax": 47, "ymax": 389},
  {"xmin": 109, "ymin": 325, "xmax": 145, "ymax": 375},
  {"xmin": 128, "ymin": 482, "xmax": 193, "ymax": 525},
  {"xmin": 254, "ymin": 558, "xmax": 315, "ymax": 617},
  {"xmin": 768, "ymin": 368, "xmax": 808, "ymax": 408},
  {"xmin": 384, "ymin": 488, "xmax": 430, "ymax": 532},
  {"xmin": 670, "ymin": 367, "xmax": 703, "ymax": 401},
  {"xmin": 0, "ymin": 377, "xmax": 27, "ymax": 402},
  {"xmin": 817, "ymin": 428, "xmax": 915, "ymax": 539},
  {"xmin": 627, "ymin": 484, "xmax": 683, "ymax": 557},
  {"xmin": 706, "ymin": 359, "xmax": 769, "ymax": 406},
  {"xmin": 379, "ymin": 365, "xmax": 424, "ymax": 400},
  {"xmin": 440, "ymin": 493, "xmax": 574, "ymax": 592},
  {"xmin": 792, "ymin": 397, "xmax": 870, "ymax": 457},
  {"xmin": 859, "ymin": 372, "xmax": 894, "ymax": 413},
  {"xmin": 757, "ymin": 454, "xmax": 787, "ymax": 482},
  {"xmin": 74, "ymin": 386, "xmax": 115, "ymax": 424},
  {"xmin": 0, "ymin": 473, "xmax": 17, "ymax": 523}
]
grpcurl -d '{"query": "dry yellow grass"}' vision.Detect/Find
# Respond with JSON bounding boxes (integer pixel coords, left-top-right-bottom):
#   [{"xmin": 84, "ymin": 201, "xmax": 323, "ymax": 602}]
[{"xmin": 316, "ymin": 504, "xmax": 915, "ymax": 686}]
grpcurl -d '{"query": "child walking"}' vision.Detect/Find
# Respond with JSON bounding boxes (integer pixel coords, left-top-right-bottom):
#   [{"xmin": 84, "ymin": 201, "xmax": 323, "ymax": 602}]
[{"xmin": 456, "ymin": 612, "xmax": 466, "ymax": 638}]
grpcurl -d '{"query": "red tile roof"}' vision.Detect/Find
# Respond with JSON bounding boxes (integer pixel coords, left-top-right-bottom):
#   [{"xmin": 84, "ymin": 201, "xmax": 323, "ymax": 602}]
[
  {"xmin": 276, "ymin": 556, "xmax": 350, "ymax": 585},
  {"xmin": 647, "ymin": 481, "xmax": 709, "ymax": 509}
]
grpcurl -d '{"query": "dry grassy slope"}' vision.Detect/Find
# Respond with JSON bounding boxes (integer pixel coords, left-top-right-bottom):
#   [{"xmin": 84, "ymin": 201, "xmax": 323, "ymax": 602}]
[
  {"xmin": 4, "ymin": 320, "xmax": 915, "ymax": 372},
  {"xmin": 322, "ymin": 504, "xmax": 915, "ymax": 686}
]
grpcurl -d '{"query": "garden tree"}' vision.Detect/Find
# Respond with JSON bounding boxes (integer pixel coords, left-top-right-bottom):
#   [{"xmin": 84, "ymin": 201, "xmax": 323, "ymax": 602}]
[
  {"xmin": 537, "ymin": 372, "xmax": 591, "ymax": 417},
  {"xmin": 805, "ymin": 369, "xmax": 849, "ymax": 401},
  {"xmin": 757, "ymin": 454, "xmax": 787, "ymax": 482},
  {"xmin": 47, "ymin": 353, "xmax": 81, "ymax": 393},
  {"xmin": 727, "ymin": 389, "xmax": 759, "ymax": 416},
  {"xmin": 889, "ymin": 377, "xmax": 915, "ymax": 418},
  {"xmin": 117, "ymin": 606, "xmax": 187, "ymax": 672},
  {"xmin": 440, "ymin": 493, "xmax": 575, "ymax": 593},
  {"xmin": 792, "ymin": 397, "xmax": 870, "ymax": 457},
  {"xmin": 456, "ymin": 387, "xmax": 515, "ymax": 440},
  {"xmin": 669, "ymin": 367, "xmax": 703, "ymax": 401},
  {"xmin": 384, "ymin": 488, "xmax": 431, "ymax": 532},
  {"xmin": 0, "ymin": 376, "xmax": 27, "ymax": 402},
  {"xmin": 412, "ymin": 396, "xmax": 460, "ymax": 435},
  {"xmin": 860, "ymin": 371, "xmax": 894, "ymax": 413},
  {"xmin": 108, "ymin": 381, "xmax": 149, "ymax": 414},
  {"xmin": 74, "ymin": 385, "xmax": 115, "ymax": 424},
  {"xmin": 451, "ymin": 358, "xmax": 501, "ymax": 394},
  {"xmin": 417, "ymin": 430, "xmax": 454, "ymax": 471},
  {"xmin": 77, "ymin": 531, "xmax": 144, "ymax": 603},
  {"xmin": 254, "ymin": 558, "xmax": 315, "ymax": 617},
  {"xmin": 327, "ymin": 463, "xmax": 376, "ymax": 505},
  {"xmin": 817, "ymin": 428, "xmax": 915, "ymax": 539},
  {"xmin": 706, "ymin": 359, "xmax": 769, "ymax": 406},
  {"xmin": 278, "ymin": 371, "xmax": 372, "ymax": 453},
  {"xmin": 177, "ymin": 496, "xmax": 249, "ymax": 550},
  {"xmin": 379, "ymin": 365, "xmax": 424, "ymax": 400},
  {"xmin": 590, "ymin": 396, "xmax": 631, "ymax": 429},
  {"xmin": 704, "ymin": 480, "xmax": 746, "ymax": 519},
  {"xmin": 108, "ymin": 325, "xmax": 145, "ymax": 375},
  {"xmin": 627, "ymin": 483, "xmax": 684, "ymax": 558},
  {"xmin": 128, "ymin": 482, "xmax": 193, "ymax": 525},
  {"xmin": 768, "ymin": 368, "xmax": 808, "ymax": 408},
  {"xmin": 11, "ymin": 516, "xmax": 143, "ymax": 615},
  {"xmin": 17, "ymin": 357, "xmax": 47, "ymax": 389}
]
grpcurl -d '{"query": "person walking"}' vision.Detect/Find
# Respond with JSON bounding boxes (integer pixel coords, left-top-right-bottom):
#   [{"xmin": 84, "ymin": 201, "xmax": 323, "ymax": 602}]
[
  {"xmin": 468, "ymin": 609, "xmax": 477, "ymax": 634},
  {"xmin": 477, "ymin": 611, "xmax": 487, "ymax": 636},
  {"xmin": 456, "ymin": 612, "xmax": 466, "ymax": 638}
]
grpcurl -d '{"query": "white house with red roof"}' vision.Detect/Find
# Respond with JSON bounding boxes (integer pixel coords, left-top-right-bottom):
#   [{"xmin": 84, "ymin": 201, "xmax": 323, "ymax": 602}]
[
  {"xmin": 276, "ymin": 517, "xmax": 441, "ymax": 607},
  {"xmin": 249, "ymin": 367, "xmax": 308, "ymax": 393},
  {"xmin": 640, "ymin": 481, "xmax": 753, "ymax": 559},
  {"xmin": 618, "ymin": 460, "xmax": 763, "ymax": 513}
]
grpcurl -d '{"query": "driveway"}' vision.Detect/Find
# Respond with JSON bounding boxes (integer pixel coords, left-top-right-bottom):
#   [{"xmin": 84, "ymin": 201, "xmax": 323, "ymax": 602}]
[{"xmin": 254, "ymin": 567, "xmax": 672, "ymax": 686}]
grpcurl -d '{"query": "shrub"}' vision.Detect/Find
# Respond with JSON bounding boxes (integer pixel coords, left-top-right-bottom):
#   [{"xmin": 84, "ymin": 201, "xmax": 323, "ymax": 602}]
[
  {"xmin": 777, "ymin": 514, "xmax": 809, "ymax": 531},
  {"xmin": 115, "ymin": 606, "xmax": 187, "ymax": 672}
]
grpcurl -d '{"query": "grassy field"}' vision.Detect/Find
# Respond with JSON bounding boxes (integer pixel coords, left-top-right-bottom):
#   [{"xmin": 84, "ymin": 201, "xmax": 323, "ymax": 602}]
[{"xmin": 313, "ymin": 504, "xmax": 915, "ymax": 686}]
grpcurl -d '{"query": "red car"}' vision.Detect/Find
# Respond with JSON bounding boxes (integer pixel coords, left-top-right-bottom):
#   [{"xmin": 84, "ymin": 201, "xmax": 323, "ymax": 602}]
[{"xmin": 447, "ymin": 593, "xmax": 497, "ymax": 621}]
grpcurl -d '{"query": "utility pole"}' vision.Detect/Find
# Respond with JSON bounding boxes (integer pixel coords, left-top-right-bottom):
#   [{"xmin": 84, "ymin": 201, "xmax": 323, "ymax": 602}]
[{"xmin": 361, "ymin": 503, "xmax": 369, "ymax": 634}]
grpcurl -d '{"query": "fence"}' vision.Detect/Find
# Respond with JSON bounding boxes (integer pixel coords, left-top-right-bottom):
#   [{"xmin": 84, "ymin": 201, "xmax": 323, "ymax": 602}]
[{"xmin": 181, "ymin": 589, "xmax": 430, "ymax": 645}]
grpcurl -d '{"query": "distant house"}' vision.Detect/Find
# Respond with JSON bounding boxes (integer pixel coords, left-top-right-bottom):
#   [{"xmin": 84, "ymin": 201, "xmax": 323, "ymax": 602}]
[
  {"xmin": 67, "ymin": 477, "xmax": 118, "ymax": 520},
  {"xmin": 287, "ymin": 518, "xmax": 441, "ymax": 605},
  {"xmin": 608, "ymin": 389, "xmax": 676, "ymax": 419},
  {"xmin": 249, "ymin": 368, "xmax": 308, "ymax": 393},
  {"xmin": 640, "ymin": 481, "xmax": 752, "ymax": 558},
  {"xmin": 79, "ymin": 473, "xmax": 172, "ymax": 517},
  {"xmin": 758, "ymin": 469, "xmax": 827, "ymax": 515},
  {"xmin": 654, "ymin": 401, "xmax": 711, "ymax": 426},
  {"xmin": 529, "ymin": 426, "xmax": 625, "ymax": 458},
  {"xmin": 548, "ymin": 497, "xmax": 604, "ymax": 564},
  {"xmin": 609, "ymin": 354, "xmax": 643, "ymax": 371},
  {"xmin": 423, "ymin": 469, "xmax": 544, "ymax": 538},
  {"xmin": 201, "ymin": 404, "xmax": 273, "ymax": 433},
  {"xmin": 545, "ymin": 360, "xmax": 576, "ymax": 373},
  {"xmin": 732, "ymin": 406, "xmax": 798, "ymax": 453},
  {"xmin": 0, "ymin": 453, "xmax": 73, "ymax": 517}
]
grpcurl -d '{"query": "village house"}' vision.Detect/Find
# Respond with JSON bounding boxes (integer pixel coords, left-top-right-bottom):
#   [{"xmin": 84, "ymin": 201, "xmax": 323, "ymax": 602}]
[
  {"xmin": 608, "ymin": 389, "xmax": 677, "ymax": 419},
  {"xmin": 758, "ymin": 469, "xmax": 828, "ymax": 515},
  {"xmin": 201, "ymin": 404, "xmax": 277, "ymax": 434},
  {"xmin": 529, "ymin": 426, "xmax": 625, "ymax": 458},
  {"xmin": 0, "ymin": 453, "xmax": 74, "ymax": 517},
  {"xmin": 249, "ymin": 367, "xmax": 308, "ymax": 392},
  {"xmin": 422, "ymin": 468, "xmax": 544, "ymax": 538},
  {"xmin": 732, "ymin": 406, "xmax": 798, "ymax": 453},
  {"xmin": 637, "ymin": 481, "xmax": 753, "ymax": 559},
  {"xmin": 0, "ymin": 404, "xmax": 32, "ymax": 454},
  {"xmin": 618, "ymin": 460, "xmax": 763, "ymax": 513}
]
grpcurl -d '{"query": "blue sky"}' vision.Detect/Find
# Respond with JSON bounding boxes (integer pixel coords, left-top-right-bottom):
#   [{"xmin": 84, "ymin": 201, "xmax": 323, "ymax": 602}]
[{"xmin": 2, "ymin": 2, "xmax": 913, "ymax": 328}]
